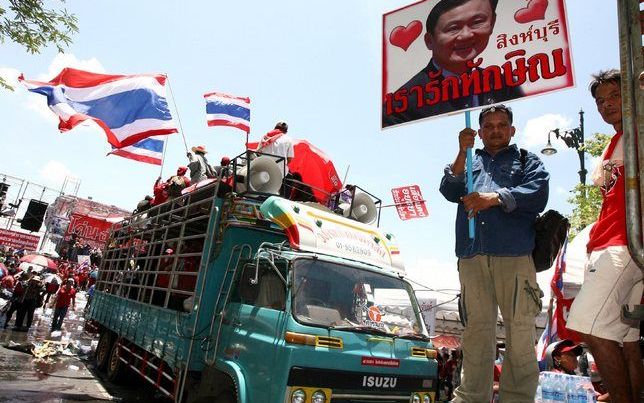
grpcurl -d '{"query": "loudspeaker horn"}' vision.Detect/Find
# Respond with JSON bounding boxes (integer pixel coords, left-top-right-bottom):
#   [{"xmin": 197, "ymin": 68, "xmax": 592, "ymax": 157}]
[
  {"xmin": 236, "ymin": 156, "xmax": 283, "ymax": 194},
  {"xmin": 339, "ymin": 192, "xmax": 378, "ymax": 224}
]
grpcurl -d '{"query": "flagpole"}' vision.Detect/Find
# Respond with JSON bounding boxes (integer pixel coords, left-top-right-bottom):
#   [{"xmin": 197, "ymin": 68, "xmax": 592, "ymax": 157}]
[
  {"xmin": 165, "ymin": 76, "xmax": 190, "ymax": 153},
  {"xmin": 159, "ymin": 135, "xmax": 169, "ymax": 178}
]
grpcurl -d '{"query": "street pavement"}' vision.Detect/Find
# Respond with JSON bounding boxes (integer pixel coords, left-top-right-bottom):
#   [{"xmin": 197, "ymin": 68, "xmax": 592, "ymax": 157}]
[{"xmin": 0, "ymin": 291, "xmax": 161, "ymax": 402}]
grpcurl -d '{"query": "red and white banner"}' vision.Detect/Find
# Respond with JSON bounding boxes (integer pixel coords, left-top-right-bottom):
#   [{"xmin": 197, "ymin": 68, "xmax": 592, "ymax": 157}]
[
  {"xmin": 0, "ymin": 228, "xmax": 41, "ymax": 251},
  {"xmin": 391, "ymin": 185, "xmax": 429, "ymax": 220},
  {"xmin": 382, "ymin": 0, "xmax": 574, "ymax": 128},
  {"xmin": 65, "ymin": 214, "xmax": 113, "ymax": 249}
]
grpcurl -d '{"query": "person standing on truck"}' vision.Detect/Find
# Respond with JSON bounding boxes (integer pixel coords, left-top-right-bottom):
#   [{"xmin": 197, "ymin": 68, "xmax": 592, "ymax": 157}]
[
  {"xmin": 50, "ymin": 278, "xmax": 76, "ymax": 332},
  {"xmin": 566, "ymin": 69, "xmax": 643, "ymax": 403},
  {"xmin": 187, "ymin": 145, "xmax": 216, "ymax": 184},
  {"xmin": 257, "ymin": 121, "xmax": 295, "ymax": 197},
  {"xmin": 439, "ymin": 104, "xmax": 549, "ymax": 402}
]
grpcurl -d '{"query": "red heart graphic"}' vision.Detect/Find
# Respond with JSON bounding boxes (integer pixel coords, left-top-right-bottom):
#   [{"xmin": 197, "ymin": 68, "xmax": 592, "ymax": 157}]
[
  {"xmin": 389, "ymin": 20, "xmax": 423, "ymax": 51},
  {"xmin": 514, "ymin": 0, "xmax": 549, "ymax": 23}
]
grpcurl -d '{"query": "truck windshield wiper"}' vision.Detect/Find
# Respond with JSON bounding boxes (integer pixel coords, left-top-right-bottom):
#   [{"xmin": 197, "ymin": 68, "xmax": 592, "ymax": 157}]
[
  {"xmin": 397, "ymin": 333, "xmax": 430, "ymax": 341},
  {"xmin": 330, "ymin": 325, "xmax": 395, "ymax": 337}
]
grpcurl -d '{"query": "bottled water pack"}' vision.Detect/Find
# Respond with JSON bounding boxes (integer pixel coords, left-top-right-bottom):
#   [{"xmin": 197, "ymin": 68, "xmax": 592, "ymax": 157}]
[{"xmin": 537, "ymin": 371, "xmax": 596, "ymax": 402}]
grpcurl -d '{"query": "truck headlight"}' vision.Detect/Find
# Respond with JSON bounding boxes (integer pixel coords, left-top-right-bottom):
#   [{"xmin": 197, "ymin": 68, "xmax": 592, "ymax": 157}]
[
  {"xmin": 411, "ymin": 393, "xmax": 421, "ymax": 403},
  {"xmin": 423, "ymin": 394, "xmax": 431, "ymax": 403},
  {"xmin": 311, "ymin": 390, "xmax": 327, "ymax": 403},
  {"xmin": 291, "ymin": 389, "xmax": 306, "ymax": 403}
]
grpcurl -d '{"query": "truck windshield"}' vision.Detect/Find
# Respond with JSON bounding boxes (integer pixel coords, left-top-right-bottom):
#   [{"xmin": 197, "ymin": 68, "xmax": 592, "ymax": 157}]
[{"xmin": 292, "ymin": 258, "xmax": 424, "ymax": 337}]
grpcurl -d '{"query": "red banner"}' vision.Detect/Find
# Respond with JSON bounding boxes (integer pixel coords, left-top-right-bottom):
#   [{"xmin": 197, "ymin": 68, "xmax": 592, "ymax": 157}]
[
  {"xmin": 0, "ymin": 228, "xmax": 41, "ymax": 251},
  {"xmin": 65, "ymin": 214, "xmax": 113, "ymax": 249},
  {"xmin": 391, "ymin": 185, "xmax": 429, "ymax": 221}
]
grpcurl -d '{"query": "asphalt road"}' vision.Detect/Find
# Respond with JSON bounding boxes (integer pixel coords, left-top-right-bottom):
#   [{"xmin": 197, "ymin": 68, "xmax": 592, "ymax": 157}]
[{"xmin": 0, "ymin": 292, "xmax": 162, "ymax": 402}]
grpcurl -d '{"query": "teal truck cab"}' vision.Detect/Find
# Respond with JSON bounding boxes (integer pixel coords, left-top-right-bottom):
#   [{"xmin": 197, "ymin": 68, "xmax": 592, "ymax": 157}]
[{"xmin": 87, "ymin": 162, "xmax": 438, "ymax": 403}]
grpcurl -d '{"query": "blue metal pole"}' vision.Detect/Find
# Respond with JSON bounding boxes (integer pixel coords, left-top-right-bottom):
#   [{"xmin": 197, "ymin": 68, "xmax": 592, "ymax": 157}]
[{"xmin": 465, "ymin": 111, "xmax": 475, "ymax": 239}]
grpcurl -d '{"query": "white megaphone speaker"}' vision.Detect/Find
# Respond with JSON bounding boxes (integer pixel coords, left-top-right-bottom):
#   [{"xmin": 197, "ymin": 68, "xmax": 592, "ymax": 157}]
[
  {"xmin": 236, "ymin": 156, "xmax": 283, "ymax": 194},
  {"xmin": 339, "ymin": 192, "xmax": 378, "ymax": 224}
]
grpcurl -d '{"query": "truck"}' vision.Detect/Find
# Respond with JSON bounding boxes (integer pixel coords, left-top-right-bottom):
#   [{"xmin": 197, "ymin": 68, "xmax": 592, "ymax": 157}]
[{"xmin": 87, "ymin": 153, "xmax": 438, "ymax": 403}]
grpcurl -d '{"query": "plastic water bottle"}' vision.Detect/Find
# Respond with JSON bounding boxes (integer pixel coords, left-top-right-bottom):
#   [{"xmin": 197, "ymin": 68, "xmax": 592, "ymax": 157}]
[
  {"xmin": 535, "ymin": 383, "xmax": 543, "ymax": 403},
  {"xmin": 552, "ymin": 374, "xmax": 566, "ymax": 402},
  {"xmin": 565, "ymin": 376, "xmax": 577, "ymax": 403},
  {"xmin": 585, "ymin": 387, "xmax": 597, "ymax": 403},
  {"xmin": 541, "ymin": 373, "xmax": 555, "ymax": 403},
  {"xmin": 575, "ymin": 383, "xmax": 588, "ymax": 403}
]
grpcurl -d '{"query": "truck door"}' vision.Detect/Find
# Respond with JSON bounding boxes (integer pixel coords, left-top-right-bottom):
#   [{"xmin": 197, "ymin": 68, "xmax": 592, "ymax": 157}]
[{"xmin": 219, "ymin": 262, "xmax": 288, "ymax": 401}]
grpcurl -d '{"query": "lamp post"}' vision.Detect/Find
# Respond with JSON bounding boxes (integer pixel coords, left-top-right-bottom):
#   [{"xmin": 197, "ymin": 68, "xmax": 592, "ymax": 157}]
[{"xmin": 541, "ymin": 109, "xmax": 587, "ymax": 185}]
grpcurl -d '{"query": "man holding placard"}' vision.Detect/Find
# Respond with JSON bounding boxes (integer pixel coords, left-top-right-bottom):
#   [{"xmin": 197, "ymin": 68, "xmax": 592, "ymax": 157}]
[{"xmin": 439, "ymin": 105, "xmax": 549, "ymax": 402}]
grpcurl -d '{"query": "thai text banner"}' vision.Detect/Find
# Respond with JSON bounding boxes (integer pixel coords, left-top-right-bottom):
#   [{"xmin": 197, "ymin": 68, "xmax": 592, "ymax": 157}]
[
  {"xmin": 391, "ymin": 185, "xmax": 429, "ymax": 220},
  {"xmin": 0, "ymin": 228, "xmax": 40, "ymax": 251},
  {"xmin": 382, "ymin": 0, "xmax": 573, "ymax": 128}
]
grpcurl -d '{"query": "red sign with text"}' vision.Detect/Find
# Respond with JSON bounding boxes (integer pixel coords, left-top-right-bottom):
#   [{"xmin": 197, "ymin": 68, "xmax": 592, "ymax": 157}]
[
  {"xmin": 361, "ymin": 356, "xmax": 400, "ymax": 368},
  {"xmin": 391, "ymin": 185, "xmax": 429, "ymax": 221},
  {"xmin": 0, "ymin": 228, "xmax": 41, "ymax": 251},
  {"xmin": 65, "ymin": 214, "xmax": 113, "ymax": 249}
]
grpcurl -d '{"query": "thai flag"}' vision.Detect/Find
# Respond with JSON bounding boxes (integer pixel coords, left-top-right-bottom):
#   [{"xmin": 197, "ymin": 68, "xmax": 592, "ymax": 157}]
[
  {"xmin": 550, "ymin": 234, "xmax": 568, "ymax": 300},
  {"xmin": 19, "ymin": 68, "xmax": 178, "ymax": 148},
  {"xmin": 108, "ymin": 136, "xmax": 165, "ymax": 166},
  {"xmin": 204, "ymin": 91, "xmax": 250, "ymax": 133},
  {"xmin": 537, "ymin": 314, "xmax": 559, "ymax": 370}
]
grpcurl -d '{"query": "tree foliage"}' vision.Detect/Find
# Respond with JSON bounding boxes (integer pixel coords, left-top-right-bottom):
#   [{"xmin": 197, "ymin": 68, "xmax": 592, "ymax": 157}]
[
  {"xmin": 567, "ymin": 133, "xmax": 612, "ymax": 239},
  {"xmin": 0, "ymin": 0, "xmax": 78, "ymax": 90}
]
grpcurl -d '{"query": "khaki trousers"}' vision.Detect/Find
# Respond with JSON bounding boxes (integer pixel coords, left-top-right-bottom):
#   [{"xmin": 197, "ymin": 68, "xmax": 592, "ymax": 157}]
[{"xmin": 452, "ymin": 255, "xmax": 541, "ymax": 403}]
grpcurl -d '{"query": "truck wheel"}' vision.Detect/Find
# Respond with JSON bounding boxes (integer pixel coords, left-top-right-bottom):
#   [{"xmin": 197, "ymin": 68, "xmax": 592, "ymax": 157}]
[
  {"xmin": 95, "ymin": 331, "xmax": 113, "ymax": 371},
  {"xmin": 214, "ymin": 391, "xmax": 236, "ymax": 403},
  {"xmin": 106, "ymin": 339, "xmax": 126, "ymax": 383}
]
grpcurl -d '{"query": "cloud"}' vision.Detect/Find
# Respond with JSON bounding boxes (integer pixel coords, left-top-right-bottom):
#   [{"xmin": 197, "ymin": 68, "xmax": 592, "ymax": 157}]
[
  {"xmin": 37, "ymin": 53, "xmax": 105, "ymax": 81},
  {"xmin": 405, "ymin": 256, "xmax": 460, "ymax": 294},
  {"xmin": 40, "ymin": 160, "xmax": 76, "ymax": 188},
  {"xmin": 518, "ymin": 114, "xmax": 573, "ymax": 149},
  {"xmin": 555, "ymin": 186, "xmax": 569, "ymax": 196},
  {"xmin": 0, "ymin": 67, "xmax": 21, "ymax": 88}
]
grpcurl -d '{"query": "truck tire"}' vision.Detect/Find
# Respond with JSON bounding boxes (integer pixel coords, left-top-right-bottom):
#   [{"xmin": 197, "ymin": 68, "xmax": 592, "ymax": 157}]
[
  {"xmin": 95, "ymin": 330, "xmax": 113, "ymax": 371},
  {"xmin": 214, "ymin": 391, "xmax": 236, "ymax": 403},
  {"xmin": 106, "ymin": 339, "xmax": 127, "ymax": 383}
]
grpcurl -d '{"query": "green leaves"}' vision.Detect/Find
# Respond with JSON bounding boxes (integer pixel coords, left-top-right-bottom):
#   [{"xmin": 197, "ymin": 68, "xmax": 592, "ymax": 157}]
[
  {"xmin": 0, "ymin": 0, "xmax": 78, "ymax": 89},
  {"xmin": 566, "ymin": 133, "xmax": 611, "ymax": 240}
]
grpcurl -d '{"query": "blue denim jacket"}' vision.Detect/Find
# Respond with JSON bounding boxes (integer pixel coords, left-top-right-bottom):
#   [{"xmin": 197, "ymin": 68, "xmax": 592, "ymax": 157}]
[{"xmin": 439, "ymin": 145, "xmax": 550, "ymax": 258}]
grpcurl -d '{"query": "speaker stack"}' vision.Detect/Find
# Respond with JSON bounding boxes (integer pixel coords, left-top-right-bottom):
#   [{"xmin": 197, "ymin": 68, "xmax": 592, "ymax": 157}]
[{"xmin": 20, "ymin": 199, "xmax": 49, "ymax": 232}]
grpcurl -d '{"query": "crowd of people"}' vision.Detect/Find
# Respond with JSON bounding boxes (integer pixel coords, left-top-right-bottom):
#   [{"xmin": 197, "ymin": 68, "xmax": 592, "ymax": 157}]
[
  {"xmin": 132, "ymin": 121, "xmax": 321, "ymax": 215},
  {"xmin": 0, "ymin": 245, "xmax": 97, "ymax": 333}
]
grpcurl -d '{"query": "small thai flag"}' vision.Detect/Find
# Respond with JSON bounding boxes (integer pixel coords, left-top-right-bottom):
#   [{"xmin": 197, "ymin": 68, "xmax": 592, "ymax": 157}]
[
  {"xmin": 19, "ymin": 68, "xmax": 177, "ymax": 148},
  {"xmin": 108, "ymin": 136, "xmax": 165, "ymax": 166},
  {"xmin": 204, "ymin": 91, "xmax": 250, "ymax": 133}
]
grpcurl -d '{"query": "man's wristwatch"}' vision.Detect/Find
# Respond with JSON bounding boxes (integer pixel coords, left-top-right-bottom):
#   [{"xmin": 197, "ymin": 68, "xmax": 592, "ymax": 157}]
[{"xmin": 496, "ymin": 193, "xmax": 504, "ymax": 207}]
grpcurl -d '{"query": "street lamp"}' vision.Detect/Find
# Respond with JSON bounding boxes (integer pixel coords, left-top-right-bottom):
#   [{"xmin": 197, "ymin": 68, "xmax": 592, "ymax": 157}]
[{"xmin": 541, "ymin": 109, "xmax": 587, "ymax": 185}]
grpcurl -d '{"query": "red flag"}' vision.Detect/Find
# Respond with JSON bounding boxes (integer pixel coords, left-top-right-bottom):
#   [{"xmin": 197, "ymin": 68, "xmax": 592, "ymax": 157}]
[{"xmin": 248, "ymin": 139, "xmax": 342, "ymax": 204}]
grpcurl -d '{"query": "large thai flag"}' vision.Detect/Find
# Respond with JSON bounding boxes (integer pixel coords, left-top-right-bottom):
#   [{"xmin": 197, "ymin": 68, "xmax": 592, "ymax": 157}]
[
  {"xmin": 204, "ymin": 91, "xmax": 250, "ymax": 133},
  {"xmin": 19, "ymin": 68, "xmax": 178, "ymax": 148},
  {"xmin": 108, "ymin": 136, "xmax": 165, "ymax": 166}
]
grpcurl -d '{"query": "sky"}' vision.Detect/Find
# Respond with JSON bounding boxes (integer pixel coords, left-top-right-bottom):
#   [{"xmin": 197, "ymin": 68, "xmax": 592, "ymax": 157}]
[{"xmin": 0, "ymin": 0, "xmax": 621, "ymax": 300}]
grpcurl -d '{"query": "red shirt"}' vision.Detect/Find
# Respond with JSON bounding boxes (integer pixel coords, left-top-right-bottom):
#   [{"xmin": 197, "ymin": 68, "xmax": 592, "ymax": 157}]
[
  {"xmin": 587, "ymin": 132, "xmax": 628, "ymax": 253},
  {"xmin": 1, "ymin": 275, "xmax": 15, "ymax": 290},
  {"xmin": 55, "ymin": 286, "xmax": 76, "ymax": 308}
]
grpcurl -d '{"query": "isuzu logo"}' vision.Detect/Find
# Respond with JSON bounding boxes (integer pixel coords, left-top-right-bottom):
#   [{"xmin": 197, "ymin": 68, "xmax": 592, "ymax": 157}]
[{"xmin": 362, "ymin": 375, "xmax": 398, "ymax": 388}]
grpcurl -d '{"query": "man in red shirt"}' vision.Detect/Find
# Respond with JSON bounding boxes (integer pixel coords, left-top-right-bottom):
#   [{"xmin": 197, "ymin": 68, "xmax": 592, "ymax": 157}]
[
  {"xmin": 567, "ymin": 69, "xmax": 643, "ymax": 403},
  {"xmin": 50, "ymin": 278, "xmax": 76, "ymax": 332}
]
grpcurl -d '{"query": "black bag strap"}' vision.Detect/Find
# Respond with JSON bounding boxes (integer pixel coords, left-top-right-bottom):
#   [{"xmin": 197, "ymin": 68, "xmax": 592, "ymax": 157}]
[{"xmin": 519, "ymin": 148, "xmax": 528, "ymax": 170}]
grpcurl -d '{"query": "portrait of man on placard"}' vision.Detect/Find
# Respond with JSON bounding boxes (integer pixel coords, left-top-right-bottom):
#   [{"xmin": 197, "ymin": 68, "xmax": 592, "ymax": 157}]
[{"xmin": 382, "ymin": 0, "xmax": 574, "ymax": 128}]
